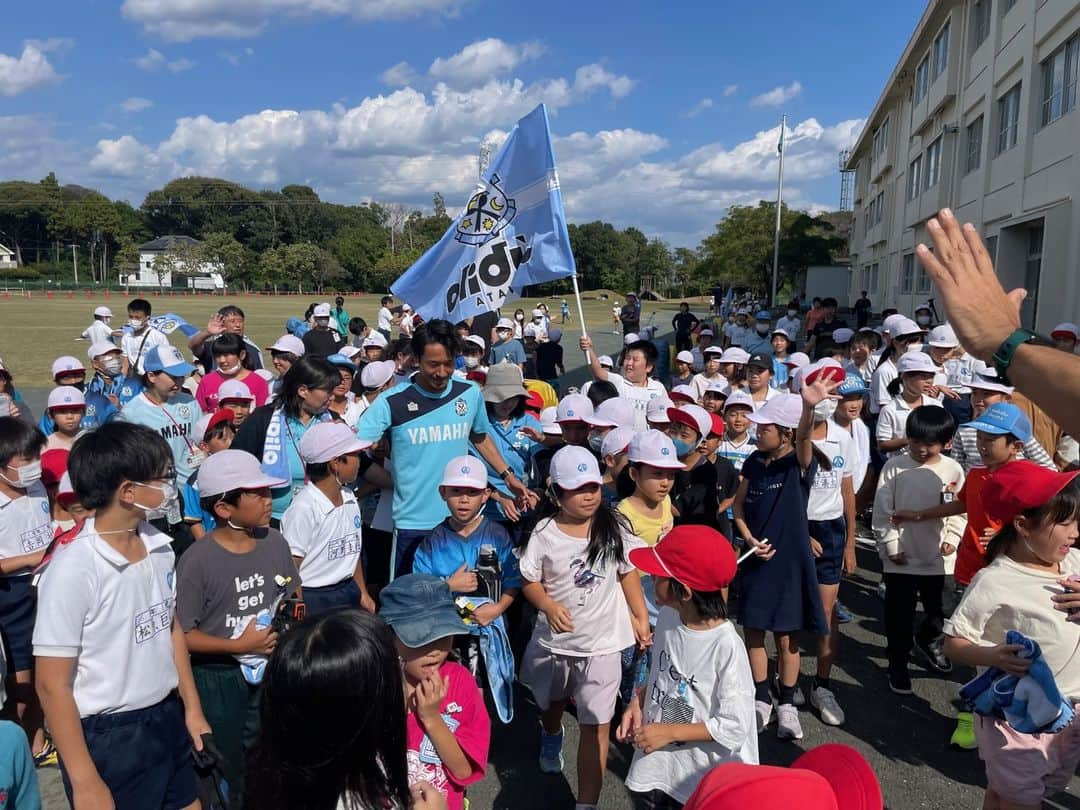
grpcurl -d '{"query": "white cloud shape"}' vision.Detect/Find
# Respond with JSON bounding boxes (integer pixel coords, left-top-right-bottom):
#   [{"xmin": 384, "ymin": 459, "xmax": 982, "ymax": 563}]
[
  {"xmin": 121, "ymin": 0, "xmax": 466, "ymax": 41},
  {"xmin": 722, "ymin": 84, "xmax": 738, "ymax": 97},
  {"xmin": 0, "ymin": 42, "xmax": 65, "ymax": 97},
  {"xmin": 121, "ymin": 96, "xmax": 154, "ymax": 112},
  {"xmin": 428, "ymin": 38, "xmax": 544, "ymax": 88},
  {"xmin": 683, "ymin": 97, "xmax": 714, "ymax": 118},
  {"xmin": 135, "ymin": 48, "xmax": 165, "ymax": 71},
  {"xmin": 380, "ymin": 60, "xmax": 418, "ymax": 87},
  {"xmin": 750, "ymin": 80, "xmax": 803, "ymax": 108},
  {"xmin": 168, "ymin": 57, "xmax": 196, "ymax": 73}
]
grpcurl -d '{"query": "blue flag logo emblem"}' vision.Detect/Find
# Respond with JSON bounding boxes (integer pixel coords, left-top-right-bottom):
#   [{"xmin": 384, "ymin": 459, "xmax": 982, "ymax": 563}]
[{"xmin": 457, "ymin": 175, "xmax": 516, "ymax": 246}]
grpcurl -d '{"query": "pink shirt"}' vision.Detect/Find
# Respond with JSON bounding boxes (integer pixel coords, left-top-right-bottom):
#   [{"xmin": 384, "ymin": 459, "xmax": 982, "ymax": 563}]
[
  {"xmin": 195, "ymin": 371, "xmax": 269, "ymax": 414},
  {"xmin": 406, "ymin": 661, "xmax": 489, "ymax": 810}
]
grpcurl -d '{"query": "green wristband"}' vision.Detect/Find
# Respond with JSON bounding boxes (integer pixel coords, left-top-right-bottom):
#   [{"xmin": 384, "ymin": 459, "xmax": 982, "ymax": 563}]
[{"xmin": 991, "ymin": 328, "xmax": 1052, "ymax": 385}]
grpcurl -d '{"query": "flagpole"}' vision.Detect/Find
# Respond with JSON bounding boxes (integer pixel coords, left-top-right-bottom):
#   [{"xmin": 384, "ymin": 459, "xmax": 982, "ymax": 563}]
[
  {"xmin": 570, "ymin": 273, "xmax": 591, "ymax": 362},
  {"xmin": 770, "ymin": 113, "xmax": 786, "ymax": 308}
]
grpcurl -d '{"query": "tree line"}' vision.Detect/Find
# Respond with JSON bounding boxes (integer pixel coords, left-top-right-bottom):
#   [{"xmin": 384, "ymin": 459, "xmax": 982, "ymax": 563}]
[{"xmin": 0, "ymin": 173, "xmax": 850, "ymax": 297}]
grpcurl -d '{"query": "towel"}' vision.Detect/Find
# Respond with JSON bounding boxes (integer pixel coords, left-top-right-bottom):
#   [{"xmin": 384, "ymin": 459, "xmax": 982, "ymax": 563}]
[
  {"xmin": 959, "ymin": 629, "xmax": 1076, "ymax": 733},
  {"xmin": 455, "ymin": 596, "xmax": 515, "ymax": 724},
  {"xmin": 231, "ymin": 576, "xmax": 294, "ymax": 685}
]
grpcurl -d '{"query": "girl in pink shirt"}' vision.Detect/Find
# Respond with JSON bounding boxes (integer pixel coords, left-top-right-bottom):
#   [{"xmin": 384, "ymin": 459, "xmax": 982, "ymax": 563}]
[{"xmin": 195, "ymin": 333, "xmax": 269, "ymax": 413}]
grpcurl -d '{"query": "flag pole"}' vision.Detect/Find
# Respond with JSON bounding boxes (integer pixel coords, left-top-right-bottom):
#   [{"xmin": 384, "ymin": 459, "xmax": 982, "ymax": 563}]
[
  {"xmin": 770, "ymin": 113, "xmax": 786, "ymax": 308},
  {"xmin": 570, "ymin": 273, "xmax": 591, "ymax": 362}
]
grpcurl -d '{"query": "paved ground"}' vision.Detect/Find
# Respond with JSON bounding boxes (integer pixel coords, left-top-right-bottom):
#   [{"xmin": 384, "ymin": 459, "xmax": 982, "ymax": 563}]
[{"xmin": 30, "ymin": 324, "xmax": 1080, "ymax": 809}]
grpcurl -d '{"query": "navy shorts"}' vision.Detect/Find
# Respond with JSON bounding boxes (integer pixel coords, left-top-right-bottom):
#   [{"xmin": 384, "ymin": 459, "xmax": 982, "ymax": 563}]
[
  {"xmin": 303, "ymin": 577, "xmax": 360, "ymax": 619},
  {"xmin": 810, "ymin": 517, "xmax": 847, "ymax": 586},
  {"xmin": 0, "ymin": 575, "xmax": 36, "ymax": 673},
  {"xmin": 60, "ymin": 693, "xmax": 198, "ymax": 810}
]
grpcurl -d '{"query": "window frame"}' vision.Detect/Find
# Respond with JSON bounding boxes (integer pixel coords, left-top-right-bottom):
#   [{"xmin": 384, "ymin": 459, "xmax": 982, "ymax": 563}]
[
  {"xmin": 933, "ymin": 20, "xmax": 951, "ymax": 82},
  {"xmin": 971, "ymin": 0, "xmax": 991, "ymax": 53},
  {"xmin": 1041, "ymin": 34, "xmax": 1080, "ymax": 127},
  {"xmin": 901, "ymin": 254, "xmax": 915, "ymax": 294},
  {"xmin": 996, "ymin": 82, "xmax": 1021, "ymax": 155},
  {"xmin": 915, "ymin": 55, "xmax": 930, "ymax": 104},
  {"xmin": 964, "ymin": 115, "xmax": 983, "ymax": 174},
  {"xmin": 924, "ymin": 136, "xmax": 943, "ymax": 189},
  {"xmin": 908, "ymin": 155, "xmax": 923, "ymax": 200}
]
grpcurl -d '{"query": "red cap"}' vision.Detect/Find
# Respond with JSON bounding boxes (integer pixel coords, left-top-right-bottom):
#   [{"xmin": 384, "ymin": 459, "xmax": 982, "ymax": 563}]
[
  {"xmin": 670, "ymin": 388, "xmax": 696, "ymax": 404},
  {"xmin": 804, "ymin": 358, "xmax": 846, "ymax": 386},
  {"xmin": 708, "ymin": 412, "xmax": 725, "ymax": 438},
  {"xmin": 683, "ymin": 744, "xmax": 882, "ymax": 810},
  {"xmin": 629, "ymin": 525, "xmax": 736, "ymax": 591},
  {"xmin": 983, "ymin": 461, "xmax": 1080, "ymax": 524},
  {"xmin": 525, "ymin": 390, "xmax": 544, "ymax": 415},
  {"xmin": 40, "ymin": 449, "xmax": 69, "ymax": 488},
  {"xmin": 465, "ymin": 370, "xmax": 487, "ymax": 386}
]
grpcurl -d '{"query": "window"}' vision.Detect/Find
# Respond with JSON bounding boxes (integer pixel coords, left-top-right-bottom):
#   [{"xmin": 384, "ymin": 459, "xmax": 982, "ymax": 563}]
[
  {"xmin": 971, "ymin": 0, "xmax": 991, "ymax": 52},
  {"xmin": 872, "ymin": 117, "xmax": 890, "ymax": 159},
  {"xmin": 924, "ymin": 137, "xmax": 943, "ymax": 189},
  {"xmin": 901, "ymin": 254, "xmax": 915, "ymax": 293},
  {"xmin": 916, "ymin": 264, "xmax": 932, "ymax": 294},
  {"xmin": 965, "ymin": 116, "xmax": 983, "ymax": 174},
  {"xmin": 908, "ymin": 155, "xmax": 922, "ymax": 200},
  {"xmin": 933, "ymin": 20, "xmax": 951, "ymax": 81},
  {"xmin": 915, "ymin": 56, "xmax": 930, "ymax": 104},
  {"xmin": 996, "ymin": 83, "xmax": 1021, "ymax": 154},
  {"xmin": 1041, "ymin": 34, "xmax": 1080, "ymax": 127},
  {"xmin": 861, "ymin": 263, "xmax": 881, "ymax": 293},
  {"xmin": 985, "ymin": 234, "xmax": 998, "ymax": 262},
  {"xmin": 874, "ymin": 191, "xmax": 885, "ymax": 225}
]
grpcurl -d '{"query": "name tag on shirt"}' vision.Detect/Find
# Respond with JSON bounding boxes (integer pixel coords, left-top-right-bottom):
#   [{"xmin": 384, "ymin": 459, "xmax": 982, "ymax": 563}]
[
  {"xmin": 20, "ymin": 524, "xmax": 52, "ymax": 553},
  {"xmin": 328, "ymin": 532, "xmax": 361, "ymax": 561},
  {"xmin": 134, "ymin": 598, "xmax": 173, "ymax": 645},
  {"xmin": 812, "ymin": 469, "xmax": 841, "ymax": 491}
]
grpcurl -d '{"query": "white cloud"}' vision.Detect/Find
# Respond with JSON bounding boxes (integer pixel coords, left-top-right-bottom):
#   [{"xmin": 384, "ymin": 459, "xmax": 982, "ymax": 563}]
[
  {"xmin": 428, "ymin": 38, "xmax": 544, "ymax": 88},
  {"xmin": 121, "ymin": 0, "xmax": 466, "ymax": 41},
  {"xmin": 750, "ymin": 80, "xmax": 803, "ymax": 108},
  {"xmin": 571, "ymin": 64, "xmax": 633, "ymax": 99},
  {"xmin": 0, "ymin": 42, "xmax": 65, "ymax": 97},
  {"xmin": 135, "ymin": 48, "xmax": 165, "ymax": 71},
  {"xmin": 120, "ymin": 96, "xmax": 153, "ymax": 112},
  {"xmin": 168, "ymin": 57, "xmax": 196, "ymax": 73},
  {"xmin": 722, "ymin": 84, "xmax": 738, "ymax": 97},
  {"xmin": 380, "ymin": 61, "xmax": 418, "ymax": 87},
  {"xmin": 683, "ymin": 97, "xmax": 713, "ymax": 118},
  {"xmin": 24, "ymin": 37, "xmax": 74, "ymax": 54},
  {"xmin": 222, "ymin": 47, "xmax": 255, "ymax": 66}
]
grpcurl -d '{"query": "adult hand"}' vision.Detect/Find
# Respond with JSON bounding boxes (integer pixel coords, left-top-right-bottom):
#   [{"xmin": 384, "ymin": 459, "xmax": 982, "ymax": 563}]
[
  {"xmin": 520, "ymin": 426, "xmax": 545, "ymax": 443},
  {"xmin": 843, "ymin": 544, "xmax": 857, "ymax": 575},
  {"xmin": 410, "ymin": 781, "xmax": 449, "ymax": 810},
  {"xmin": 579, "ymin": 335, "xmax": 594, "ymax": 353},
  {"xmin": 747, "ymin": 536, "xmax": 775, "ymax": 561},
  {"xmin": 506, "ymin": 474, "xmax": 533, "ymax": 509},
  {"xmin": 544, "ymin": 601, "xmax": 574, "ymax": 634},
  {"xmin": 916, "ymin": 209, "xmax": 1024, "ymax": 361},
  {"xmin": 633, "ymin": 724, "xmax": 674, "ymax": 754},
  {"xmin": 206, "ymin": 314, "xmax": 226, "ymax": 336},
  {"xmin": 987, "ymin": 643, "xmax": 1032, "ymax": 677},
  {"xmin": 470, "ymin": 603, "xmax": 500, "ymax": 627},
  {"xmin": 446, "ymin": 564, "xmax": 478, "ymax": 594}
]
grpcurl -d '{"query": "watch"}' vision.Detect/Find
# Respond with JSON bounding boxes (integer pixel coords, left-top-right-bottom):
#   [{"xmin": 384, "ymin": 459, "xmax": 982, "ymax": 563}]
[
  {"xmin": 499, "ymin": 468, "xmax": 514, "ymax": 480},
  {"xmin": 992, "ymin": 328, "xmax": 1052, "ymax": 385}
]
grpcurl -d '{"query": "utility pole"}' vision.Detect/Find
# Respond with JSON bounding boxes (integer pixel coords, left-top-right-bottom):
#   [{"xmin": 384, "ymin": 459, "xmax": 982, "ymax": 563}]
[
  {"xmin": 69, "ymin": 243, "xmax": 79, "ymax": 286},
  {"xmin": 771, "ymin": 114, "xmax": 787, "ymax": 308}
]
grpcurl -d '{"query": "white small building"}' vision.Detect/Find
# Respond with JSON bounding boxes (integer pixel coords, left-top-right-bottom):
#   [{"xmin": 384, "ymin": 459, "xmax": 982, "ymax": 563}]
[
  {"xmin": 126, "ymin": 235, "xmax": 223, "ymax": 288},
  {"xmin": 0, "ymin": 244, "xmax": 16, "ymax": 271}
]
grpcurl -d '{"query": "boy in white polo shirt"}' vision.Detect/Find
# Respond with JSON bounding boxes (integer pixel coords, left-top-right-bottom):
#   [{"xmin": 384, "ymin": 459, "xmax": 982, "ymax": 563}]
[
  {"xmin": 34, "ymin": 421, "xmax": 210, "ymax": 810},
  {"xmin": 281, "ymin": 421, "xmax": 376, "ymax": 617}
]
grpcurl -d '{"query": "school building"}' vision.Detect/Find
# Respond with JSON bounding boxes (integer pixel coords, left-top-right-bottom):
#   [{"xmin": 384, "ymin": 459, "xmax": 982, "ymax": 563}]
[{"xmin": 844, "ymin": 0, "xmax": 1080, "ymax": 330}]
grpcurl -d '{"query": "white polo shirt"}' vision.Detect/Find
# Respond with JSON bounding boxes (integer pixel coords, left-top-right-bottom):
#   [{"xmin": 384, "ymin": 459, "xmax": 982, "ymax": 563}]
[
  {"xmin": 607, "ymin": 373, "xmax": 667, "ymax": 431},
  {"xmin": 807, "ymin": 420, "xmax": 856, "ymax": 521},
  {"xmin": 0, "ymin": 483, "xmax": 52, "ymax": 577},
  {"xmin": 869, "ymin": 357, "xmax": 897, "ymax": 414},
  {"xmin": 280, "ymin": 483, "xmax": 363, "ymax": 589},
  {"xmin": 120, "ymin": 328, "xmax": 170, "ymax": 374},
  {"xmin": 876, "ymin": 394, "xmax": 943, "ymax": 457},
  {"xmin": 33, "ymin": 519, "xmax": 179, "ymax": 717},
  {"xmin": 749, "ymin": 386, "xmax": 779, "ymax": 412}
]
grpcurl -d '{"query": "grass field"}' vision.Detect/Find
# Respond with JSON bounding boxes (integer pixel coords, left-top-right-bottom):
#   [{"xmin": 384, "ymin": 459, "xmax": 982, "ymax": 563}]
[{"xmin": 0, "ymin": 291, "xmax": 709, "ymax": 386}]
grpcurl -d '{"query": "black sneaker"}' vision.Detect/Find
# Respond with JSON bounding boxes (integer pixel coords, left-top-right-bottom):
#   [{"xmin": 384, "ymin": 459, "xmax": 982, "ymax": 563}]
[
  {"xmin": 888, "ymin": 669, "xmax": 913, "ymax": 695},
  {"xmin": 913, "ymin": 637, "xmax": 953, "ymax": 674}
]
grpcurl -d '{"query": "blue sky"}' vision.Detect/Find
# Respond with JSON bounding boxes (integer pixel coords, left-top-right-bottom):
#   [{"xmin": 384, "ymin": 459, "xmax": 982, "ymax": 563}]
[{"xmin": 3, "ymin": 0, "xmax": 925, "ymax": 246}]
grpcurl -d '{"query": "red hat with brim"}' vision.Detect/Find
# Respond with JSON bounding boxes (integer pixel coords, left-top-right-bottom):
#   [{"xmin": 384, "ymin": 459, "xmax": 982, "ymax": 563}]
[
  {"xmin": 41, "ymin": 449, "xmax": 69, "ymax": 488},
  {"xmin": 524, "ymin": 391, "xmax": 544, "ymax": 415},
  {"xmin": 983, "ymin": 460, "xmax": 1080, "ymax": 524},
  {"xmin": 708, "ymin": 413, "xmax": 725, "ymax": 438},
  {"xmin": 629, "ymin": 525, "xmax": 736, "ymax": 591}
]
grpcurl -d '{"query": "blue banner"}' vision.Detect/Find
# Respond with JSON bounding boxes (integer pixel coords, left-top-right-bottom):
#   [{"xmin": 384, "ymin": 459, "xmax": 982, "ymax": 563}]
[
  {"xmin": 146, "ymin": 312, "xmax": 200, "ymax": 338},
  {"xmin": 392, "ymin": 103, "xmax": 576, "ymax": 323}
]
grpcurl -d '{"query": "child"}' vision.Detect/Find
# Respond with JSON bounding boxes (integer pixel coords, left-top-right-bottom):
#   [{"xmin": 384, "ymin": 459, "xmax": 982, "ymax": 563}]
[
  {"xmin": 732, "ymin": 391, "xmax": 830, "ymax": 741},
  {"xmin": 217, "ymin": 378, "xmax": 255, "ymax": 430},
  {"xmin": 281, "ymin": 422, "xmax": 376, "ymax": 616},
  {"xmin": 770, "ymin": 328, "xmax": 793, "ymax": 390},
  {"xmin": 690, "ymin": 347, "xmax": 726, "ymax": 402},
  {"xmin": 42, "ymin": 386, "xmax": 86, "ymax": 451},
  {"xmin": 0, "ymin": 418, "xmax": 50, "ymax": 765},
  {"xmin": 120, "ymin": 297, "xmax": 169, "ymax": 375},
  {"xmin": 519, "ymin": 446, "xmax": 650, "ymax": 810},
  {"xmin": 461, "ymin": 336, "xmax": 489, "ymax": 376},
  {"xmin": 833, "ymin": 375, "xmax": 873, "ymax": 509},
  {"xmin": 671, "ymin": 351, "xmax": 696, "ymax": 390},
  {"xmin": 180, "ymin": 409, "xmax": 235, "ymax": 540},
  {"xmin": 872, "ymin": 405, "xmax": 965, "ymax": 695},
  {"xmin": 951, "ymin": 371, "xmax": 1055, "ymax": 474},
  {"xmin": 536, "ymin": 328, "xmax": 565, "ymax": 391},
  {"xmin": 34, "ymin": 422, "xmax": 211, "ymax": 809},
  {"xmin": 600, "ymin": 427, "xmax": 635, "ymax": 505},
  {"xmin": 176, "ymin": 448, "xmax": 300, "ymax": 800},
  {"xmin": 944, "ymin": 462, "xmax": 1080, "ymax": 810},
  {"xmin": 380, "ymin": 574, "xmax": 491, "ymax": 810},
  {"xmin": 40, "ymin": 356, "xmax": 117, "ymax": 434},
  {"xmin": 619, "ymin": 526, "xmax": 758, "ymax": 805},
  {"xmin": 746, "ymin": 355, "xmax": 778, "ymax": 410},
  {"xmin": 195, "ymin": 332, "xmax": 270, "ymax": 413},
  {"xmin": 716, "ymin": 391, "xmax": 755, "ymax": 473},
  {"xmin": 843, "ymin": 330, "xmax": 879, "ymax": 385},
  {"xmin": 876, "ymin": 351, "xmax": 943, "ymax": 457},
  {"xmin": 700, "ymin": 380, "xmax": 730, "ymax": 415},
  {"xmin": 667, "ymin": 405, "xmax": 719, "ymax": 529},
  {"xmin": 324, "ymin": 353, "xmax": 364, "ymax": 428},
  {"xmin": 718, "ymin": 348, "xmax": 749, "ymax": 392},
  {"xmin": 86, "ymin": 340, "xmax": 143, "ymax": 408}
]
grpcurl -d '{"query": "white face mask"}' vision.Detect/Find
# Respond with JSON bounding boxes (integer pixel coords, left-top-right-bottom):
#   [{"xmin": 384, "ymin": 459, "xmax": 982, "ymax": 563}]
[
  {"xmin": 496, "ymin": 330, "xmax": 511, "ymax": 342},
  {"xmin": 133, "ymin": 480, "xmax": 178, "ymax": 521},
  {"xmin": 464, "ymin": 356, "xmax": 480, "ymax": 369},
  {"xmin": 787, "ymin": 309, "xmax": 797, "ymax": 318},
  {"xmin": 755, "ymin": 324, "xmax": 770, "ymax": 335},
  {"xmin": 813, "ymin": 399, "xmax": 838, "ymax": 421},
  {"xmin": 905, "ymin": 342, "xmax": 925, "ymax": 354},
  {"xmin": 0, "ymin": 460, "xmax": 42, "ymax": 489},
  {"xmin": 128, "ymin": 318, "xmax": 145, "ymax": 331},
  {"xmin": 102, "ymin": 356, "xmax": 123, "ymax": 377},
  {"xmin": 218, "ymin": 362, "xmax": 241, "ymax": 376},
  {"xmin": 916, "ymin": 314, "xmax": 932, "ymax": 326}
]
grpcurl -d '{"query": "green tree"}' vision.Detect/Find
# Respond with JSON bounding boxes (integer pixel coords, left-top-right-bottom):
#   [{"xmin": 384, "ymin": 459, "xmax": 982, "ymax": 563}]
[
  {"xmin": 198, "ymin": 231, "xmax": 254, "ymax": 291},
  {"xmin": 0, "ymin": 177, "xmax": 63, "ymax": 265}
]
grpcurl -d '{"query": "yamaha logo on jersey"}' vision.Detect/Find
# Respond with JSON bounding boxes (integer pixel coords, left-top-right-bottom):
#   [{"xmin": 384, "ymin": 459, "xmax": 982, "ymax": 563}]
[{"xmin": 455, "ymin": 399, "xmax": 468, "ymax": 416}]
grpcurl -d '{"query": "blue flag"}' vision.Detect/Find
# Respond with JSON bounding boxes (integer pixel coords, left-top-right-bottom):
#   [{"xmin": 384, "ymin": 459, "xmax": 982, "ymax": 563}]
[
  {"xmin": 146, "ymin": 312, "xmax": 200, "ymax": 338},
  {"xmin": 392, "ymin": 103, "xmax": 576, "ymax": 323}
]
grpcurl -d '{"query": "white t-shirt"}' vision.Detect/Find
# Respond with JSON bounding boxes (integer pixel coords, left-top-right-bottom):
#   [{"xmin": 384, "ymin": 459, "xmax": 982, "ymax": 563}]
[
  {"xmin": 941, "ymin": 353, "xmax": 988, "ymax": 394},
  {"xmin": 518, "ymin": 518, "xmax": 642, "ymax": 656},
  {"xmin": 377, "ymin": 307, "xmax": 394, "ymax": 332},
  {"xmin": 876, "ymin": 394, "xmax": 943, "ymax": 457},
  {"xmin": 81, "ymin": 320, "xmax": 113, "ymax": 345},
  {"xmin": 690, "ymin": 372, "xmax": 725, "ymax": 403},
  {"xmin": 626, "ymin": 609, "xmax": 758, "ymax": 803},
  {"xmin": 807, "ymin": 420, "xmax": 855, "ymax": 521},
  {"xmin": 607, "ymin": 373, "xmax": 667, "ymax": 431},
  {"xmin": 749, "ymin": 386, "xmax": 778, "ymax": 412},
  {"xmin": 336, "ymin": 398, "xmax": 365, "ymax": 429},
  {"xmin": 869, "ymin": 357, "xmax": 897, "ymax": 414},
  {"xmin": 121, "ymin": 328, "xmax": 170, "ymax": 374},
  {"xmin": 33, "ymin": 519, "xmax": 179, "ymax": 717},
  {"xmin": 280, "ymin": 484, "xmax": 363, "ymax": 589},
  {"xmin": 776, "ymin": 315, "xmax": 801, "ymax": 337},
  {"xmin": 838, "ymin": 417, "xmax": 870, "ymax": 493},
  {"xmin": 0, "ymin": 483, "xmax": 52, "ymax": 576},
  {"xmin": 945, "ymin": 550, "xmax": 1080, "ymax": 699}
]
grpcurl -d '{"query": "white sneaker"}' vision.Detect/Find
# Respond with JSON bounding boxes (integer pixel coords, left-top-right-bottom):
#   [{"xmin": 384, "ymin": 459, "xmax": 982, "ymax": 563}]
[
  {"xmin": 811, "ymin": 686, "xmax": 846, "ymax": 726},
  {"xmin": 754, "ymin": 699, "xmax": 774, "ymax": 732},
  {"xmin": 776, "ymin": 704, "xmax": 804, "ymax": 740}
]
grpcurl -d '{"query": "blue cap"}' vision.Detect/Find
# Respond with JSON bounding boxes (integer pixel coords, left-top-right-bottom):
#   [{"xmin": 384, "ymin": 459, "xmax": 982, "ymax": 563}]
[
  {"xmin": 142, "ymin": 345, "xmax": 195, "ymax": 377},
  {"xmin": 755, "ymin": 310, "xmax": 772, "ymax": 321},
  {"xmin": 379, "ymin": 574, "xmax": 470, "ymax": 648},
  {"xmin": 324, "ymin": 353, "xmax": 354, "ymax": 370},
  {"xmin": 964, "ymin": 402, "xmax": 1032, "ymax": 443},
  {"xmin": 837, "ymin": 374, "xmax": 869, "ymax": 397}
]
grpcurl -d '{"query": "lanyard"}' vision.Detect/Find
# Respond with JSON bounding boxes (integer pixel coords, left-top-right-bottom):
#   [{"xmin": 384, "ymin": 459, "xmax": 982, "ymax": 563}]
[{"xmin": 283, "ymin": 415, "xmax": 309, "ymax": 483}]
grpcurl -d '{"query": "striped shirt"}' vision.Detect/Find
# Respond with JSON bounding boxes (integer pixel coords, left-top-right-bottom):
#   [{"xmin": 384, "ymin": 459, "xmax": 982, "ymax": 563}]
[{"xmin": 950, "ymin": 424, "xmax": 1055, "ymax": 474}]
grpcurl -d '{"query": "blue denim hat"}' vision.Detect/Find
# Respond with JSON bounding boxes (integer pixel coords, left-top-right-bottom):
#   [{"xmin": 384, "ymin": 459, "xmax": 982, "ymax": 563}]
[{"xmin": 379, "ymin": 574, "xmax": 470, "ymax": 648}]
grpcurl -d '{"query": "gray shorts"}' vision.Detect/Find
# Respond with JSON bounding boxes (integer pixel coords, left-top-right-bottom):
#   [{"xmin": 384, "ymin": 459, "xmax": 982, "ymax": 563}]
[{"xmin": 521, "ymin": 642, "xmax": 622, "ymax": 725}]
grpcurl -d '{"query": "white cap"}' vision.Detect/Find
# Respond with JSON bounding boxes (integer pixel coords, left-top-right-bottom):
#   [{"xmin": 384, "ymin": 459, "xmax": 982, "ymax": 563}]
[
  {"xmin": 51, "ymin": 356, "xmax": 85, "ymax": 378},
  {"xmin": 771, "ymin": 327, "xmax": 792, "ymax": 340},
  {"xmin": 402, "ymin": 304, "xmax": 412, "ymax": 312},
  {"xmin": 915, "ymin": 301, "xmax": 933, "ymax": 312},
  {"xmin": 881, "ymin": 313, "xmax": 906, "ymax": 336},
  {"xmin": 890, "ymin": 316, "xmax": 923, "ymax": 338},
  {"xmin": 268, "ymin": 334, "xmax": 306, "ymax": 356},
  {"xmin": 93, "ymin": 306, "xmax": 112, "ymax": 318},
  {"xmin": 675, "ymin": 350, "xmax": 695, "ymax": 365},
  {"xmin": 897, "ymin": 352, "xmax": 940, "ymax": 375},
  {"xmin": 197, "ymin": 449, "xmax": 287, "ymax": 497},
  {"xmin": 670, "ymin": 385, "xmax": 696, "ymax": 403},
  {"xmin": 628, "ymin": 429, "xmax": 684, "ymax": 469},
  {"xmin": 802, "ymin": 358, "xmax": 846, "ymax": 387},
  {"xmin": 440, "ymin": 455, "xmax": 489, "ymax": 489},
  {"xmin": 747, "ymin": 393, "xmax": 803, "ymax": 428},
  {"xmin": 313, "ymin": 304, "xmax": 331, "ymax": 318},
  {"xmin": 339, "ymin": 345, "xmax": 363, "ymax": 360},
  {"xmin": 831, "ymin": 328, "xmax": 855, "ymax": 344},
  {"xmin": 298, "ymin": 422, "xmax": 373, "ymax": 464},
  {"xmin": 87, "ymin": 340, "xmax": 121, "ymax": 360},
  {"xmin": 600, "ymin": 426, "xmax": 636, "ymax": 458},
  {"xmin": 539, "ymin": 406, "xmax": 563, "ymax": 436},
  {"xmin": 523, "ymin": 323, "xmax": 538, "ymax": 338},
  {"xmin": 969, "ymin": 370, "xmax": 1014, "ymax": 394},
  {"xmin": 723, "ymin": 390, "xmax": 755, "ymax": 411},
  {"xmin": 550, "ymin": 445, "xmax": 603, "ymax": 489},
  {"xmin": 532, "ymin": 308, "xmax": 544, "ymax": 318},
  {"xmin": 698, "ymin": 328, "xmax": 714, "ymax": 337},
  {"xmin": 668, "ymin": 403, "xmax": 712, "ymax": 439},
  {"xmin": 624, "ymin": 333, "xmax": 640, "ymax": 345},
  {"xmin": 361, "ymin": 359, "xmax": 397, "ymax": 389},
  {"xmin": 496, "ymin": 317, "xmax": 515, "ymax": 331},
  {"xmin": 719, "ymin": 347, "xmax": 750, "ymax": 364},
  {"xmin": 585, "ymin": 397, "xmax": 635, "ymax": 429},
  {"xmin": 927, "ymin": 323, "xmax": 959, "ymax": 348},
  {"xmin": 47, "ymin": 386, "xmax": 85, "ymax": 410},
  {"xmin": 363, "ymin": 332, "xmax": 389, "ymax": 349},
  {"xmin": 58, "ymin": 471, "xmax": 74, "ymax": 498},
  {"xmin": 646, "ymin": 397, "xmax": 674, "ymax": 424},
  {"xmin": 598, "ymin": 355, "xmax": 614, "ymax": 369},
  {"xmin": 556, "ymin": 393, "xmax": 594, "ymax": 423},
  {"xmin": 218, "ymin": 379, "xmax": 254, "ymax": 403},
  {"xmin": 464, "ymin": 335, "xmax": 487, "ymax": 352},
  {"xmin": 703, "ymin": 345, "xmax": 725, "ymax": 356},
  {"xmin": 783, "ymin": 352, "xmax": 810, "ymax": 369},
  {"xmin": 704, "ymin": 379, "xmax": 731, "ymax": 397},
  {"xmin": 1052, "ymin": 322, "xmax": 1079, "ymax": 340}
]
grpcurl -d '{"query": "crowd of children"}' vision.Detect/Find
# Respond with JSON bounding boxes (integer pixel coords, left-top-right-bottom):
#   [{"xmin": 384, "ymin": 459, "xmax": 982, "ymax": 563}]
[{"xmin": 0, "ymin": 293, "xmax": 1079, "ymax": 810}]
